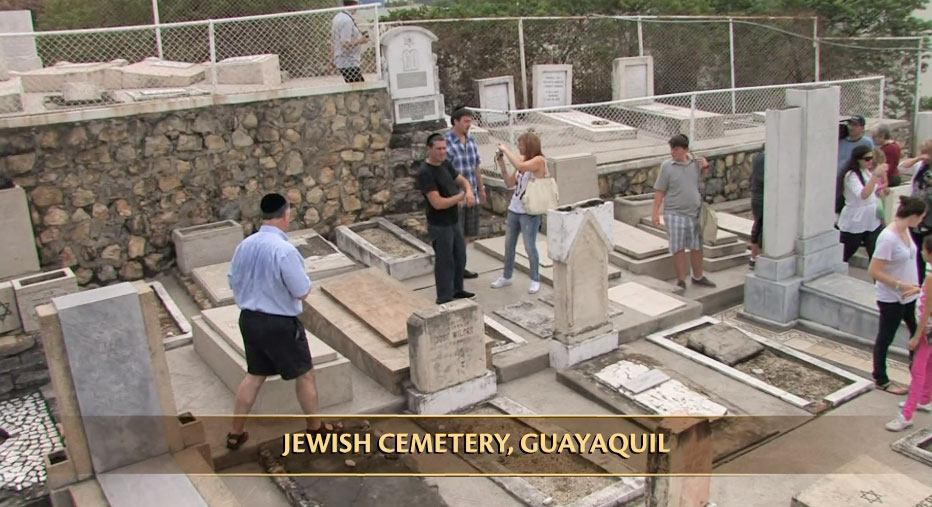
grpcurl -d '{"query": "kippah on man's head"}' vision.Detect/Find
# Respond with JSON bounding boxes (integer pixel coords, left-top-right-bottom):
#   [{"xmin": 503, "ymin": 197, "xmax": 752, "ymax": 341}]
[{"xmin": 260, "ymin": 193, "xmax": 287, "ymax": 215}]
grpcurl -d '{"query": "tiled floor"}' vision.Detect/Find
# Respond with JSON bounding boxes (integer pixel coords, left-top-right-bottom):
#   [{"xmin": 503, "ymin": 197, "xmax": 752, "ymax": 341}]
[
  {"xmin": 716, "ymin": 306, "xmax": 912, "ymax": 385},
  {"xmin": 0, "ymin": 392, "xmax": 62, "ymax": 492}
]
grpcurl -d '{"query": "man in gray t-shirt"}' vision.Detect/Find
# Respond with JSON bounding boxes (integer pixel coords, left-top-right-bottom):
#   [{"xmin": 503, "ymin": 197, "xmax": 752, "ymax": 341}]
[
  {"xmin": 652, "ymin": 134, "xmax": 716, "ymax": 290},
  {"xmin": 331, "ymin": 0, "xmax": 369, "ymax": 83}
]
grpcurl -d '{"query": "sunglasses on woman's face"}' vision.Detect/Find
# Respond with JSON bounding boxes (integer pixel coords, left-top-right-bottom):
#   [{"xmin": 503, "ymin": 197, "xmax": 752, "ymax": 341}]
[{"xmin": 862, "ymin": 156, "xmax": 874, "ymax": 161}]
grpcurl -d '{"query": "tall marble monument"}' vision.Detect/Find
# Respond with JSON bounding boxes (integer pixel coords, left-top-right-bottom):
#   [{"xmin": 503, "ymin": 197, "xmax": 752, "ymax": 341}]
[{"xmin": 380, "ymin": 26, "xmax": 444, "ymax": 124}]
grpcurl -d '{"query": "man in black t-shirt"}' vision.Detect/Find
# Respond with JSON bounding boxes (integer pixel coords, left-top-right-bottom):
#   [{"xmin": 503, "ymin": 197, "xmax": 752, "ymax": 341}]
[{"xmin": 417, "ymin": 133, "xmax": 476, "ymax": 304}]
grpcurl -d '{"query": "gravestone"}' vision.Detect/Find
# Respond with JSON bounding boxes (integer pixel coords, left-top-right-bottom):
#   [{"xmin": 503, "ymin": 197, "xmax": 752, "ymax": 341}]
[
  {"xmin": 380, "ymin": 26, "xmax": 444, "ymax": 124},
  {"xmin": 612, "ymin": 56, "xmax": 653, "ymax": 102},
  {"xmin": 12, "ymin": 269, "xmax": 78, "ymax": 333},
  {"xmin": 537, "ymin": 110, "xmax": 638, "ymax": 142},
  {"xmin": 0, "ymin": 281, "xmax": 21, "ymax": 334},
  {"xmin": 608, "ymin": 282, "xmax": 685, "ymax": 317},
  {"xmin": 117, "ymin": 58, "xmax": 207, "ymax": 88},
  {"xmin": 686, "ymin": 323, "xmax": 764, "ymax": 366},
  {"xmin": 532, "ymin": 64, "xmax": 572, "ymax": 108},
  {"xmin": 335, "ymin": 217, "xmax": 433, "ymax": 280},
  {"xmin": 547, "ymin": 152, "xmax": 599, "ymax": 206},
  {"xmin": 475, "ymin": 75, "xmax": 515, "ymax": 124},
  {"xmin": 614, "ymin": 193, "xmax": 656, "ymax": 226},
  {"xmin": 547, "ymin": 199, "xmax": 618, "ymax": 368},
  {"xmin": 215, "ymin": 54, "xmax": 281, "ymax": 86},
  {"xmin": 0, "ymin": 11, "xmax": 41, "ymax": 71},
  {"xmin": 406, "ymin": 299, "xmax": 496, "ymax": 413},
  {"xmin": 52, "ymin": 283, "xmax": 168, "ymax": 473},
  {"xmin": 15, "ymin": 60, "xmax": 126, "ymax": 93},
  {"xmin": 792, "ymin": 455, "xmax": 932, "ymax": 507},
  {"xmin": 171, "ymin": 220, "xmax": 243, "ymax": 275},
  {"xmin": 61, "ymin": 81, "xmax": 101, "ymax": 102},
  {"xmin": 0, "ymin": 186, "xmax": 39, "ymax": 280},
  {"xmin": 743, "ymin": 86, "xmax": 846, "ymax": 326}
]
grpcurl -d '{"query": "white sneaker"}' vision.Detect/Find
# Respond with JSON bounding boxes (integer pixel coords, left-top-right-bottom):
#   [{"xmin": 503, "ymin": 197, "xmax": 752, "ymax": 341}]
[
  {"xmin": 885, "ymin": 414, "xmax": 914, "ymax": 432},
  {"xmin": 899, "ymin": 400, "xmax": 932, "ymax": 412},
  {"xmin": 490, "ymin": 277, "xmax": 512, "ymax": 289},
  {"xmin": 528, "ymin": 281, "xmax": 540, "ymax": 294}
]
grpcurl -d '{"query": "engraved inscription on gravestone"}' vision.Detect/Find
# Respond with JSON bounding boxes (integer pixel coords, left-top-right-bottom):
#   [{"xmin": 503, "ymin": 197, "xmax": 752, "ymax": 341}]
[
  {"xmin": 541, "ymin": 71, "xmax": 567, "ymax": 107},
  {"xmin": 407, "ymin": 299, "xmax": 486, "ymax": 393}
]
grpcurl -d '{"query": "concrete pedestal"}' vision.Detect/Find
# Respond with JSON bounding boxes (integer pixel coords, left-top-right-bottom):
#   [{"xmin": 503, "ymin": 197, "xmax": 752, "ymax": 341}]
[
  {"xmin": 405, "ymin": 370, "xmax": 497, "ymax": 414},
  {"xmin": 549, "ymin": 331, "xmax": 619, "ymax": 369}
]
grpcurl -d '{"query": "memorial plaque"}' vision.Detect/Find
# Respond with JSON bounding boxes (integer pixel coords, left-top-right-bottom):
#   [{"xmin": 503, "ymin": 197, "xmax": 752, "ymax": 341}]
[
  {"xmin": 532, "ymin": 64, "xmax": 572, "ymax": 108},
  {"xmin": 612, "ymin": 56, "xmax": 654, "ymax": 101},
  {"xmin": 407, "ymin": 299, "xmax": 487, "ymax": 393},
  {"xmin": 380, "ymin": 27, "xmax": 440, "ymax": 100}
]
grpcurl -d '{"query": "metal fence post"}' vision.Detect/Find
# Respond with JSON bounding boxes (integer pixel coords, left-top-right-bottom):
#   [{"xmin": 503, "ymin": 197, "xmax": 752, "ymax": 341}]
[
  {"xmin": 689, "ymin": 93, "xmax": 697, "ymax": 142},
  {"xmin": 637, "ymin": 16, "xmax": 644, "ymax": 57},
  {"xmin": 208, "ymin": 19, "xmax": 217, "ymax": 92},
  {"xmin": 152, "ymin": 0, "xmax": 163, "ymax": 59},
  {"xmin": 813, "ymin": 17, "xmax": 820, "ymax": 82},
  {"xmin": 374, "ymin": 5, "xmax": 382, "ymax": 80},
  {"xmin": 914, "ymin": 36, "xmax": 923, "ymax": 151},
  {"xmin": 519, "ymin": 18, "xmax": 529, "ymax": 109},
  {"xmin": 729, "ymin": 18, "xmax": 736, "ymax": 114},
  {"xmin": 879, "ymin": 76, "xmax": 885, "ymax": 120}
]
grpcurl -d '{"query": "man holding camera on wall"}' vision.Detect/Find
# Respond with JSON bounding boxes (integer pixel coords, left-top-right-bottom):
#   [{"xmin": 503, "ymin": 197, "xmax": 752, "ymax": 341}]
[{"xmin": 331, "ymin": 0, "xmax": 369, "ymax": 83}]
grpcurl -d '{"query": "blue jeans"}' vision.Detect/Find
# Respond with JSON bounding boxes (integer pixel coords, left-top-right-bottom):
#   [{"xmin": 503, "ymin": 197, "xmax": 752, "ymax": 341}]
[{"xmin": 502, "ymin": 211, "xmax": 542, "ymax": 282}]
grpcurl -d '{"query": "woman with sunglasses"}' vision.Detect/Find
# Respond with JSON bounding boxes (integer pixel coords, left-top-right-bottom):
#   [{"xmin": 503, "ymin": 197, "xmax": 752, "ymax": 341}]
[{"xmin": 838, "ymin": 144, "xmax": 888, "ymax": 262}]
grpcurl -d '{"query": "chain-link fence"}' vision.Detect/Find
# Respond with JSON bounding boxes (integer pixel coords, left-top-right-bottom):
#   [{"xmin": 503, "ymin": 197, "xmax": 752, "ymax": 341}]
[
  {"xmin": 1, "ymin": 4, "xmax": 380, "ymax": 97},
  {"xmin": 465, "ymin": 76, "xmax": 883, "ymax": 176}
]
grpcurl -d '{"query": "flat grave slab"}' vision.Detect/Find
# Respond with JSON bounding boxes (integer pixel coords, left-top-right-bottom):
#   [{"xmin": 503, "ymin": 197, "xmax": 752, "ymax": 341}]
[
  {"xmin": 488, "ymin": 122, "xmax": 577, "ymax": 147},
  {"xmin": 620, "ymin": 102, "xmax": 726, "ymax": 140},
  {"xmin": 613, "ymin": 220, "xmax": 668, "ymax": 260},
  {"xmin": 97, "ymin": 454, "xmax": 206, "ymax": 507},
  {"xmin": 300, "ymin": 268, "xmax": 433, "ymax": 394},
  {"xmin": 475, "ymin": 235, "xmax": 622, "ymax": 285},
  {"xmin": 535, "ymin": 110, "xmax": 638, "ymax": 142},
  {"xmin": 116, "ymin": 58, "xmax": 206, "ymax": 88},
  {"xmin": 556, "ymin": 341, "xmax": 813, "ymax": 463},
  {"xmin": 172, "ymin": 220, "xmax": 243, "ymax": 275},
  {"xmin": 792, "ymin": 455, "xmax": 932, "ymax": 507},
  {"xmin": 714, "ymin": 212, "xmax": 754, "ymax": 241},
  {"xmin": 191, "ymin": 228, "xmax": 355, "ymax": 306},
  {"xmin": 193, "ymin": 304, "xmax": 352, "ymax": 410},
  {"xmin": 892, "ymin": 428, "xmax": 932, "ymax": 468},
  {"xmin": 14, "ymin": 60, "xmax": 126, "ymax": 92},
  {"xmin": 638, "ymin": 215, "xmax": 738, "ymax": 246},
  {"xmin": 149, "ymin": 281, "xmax": 192, "ymax": 350},
  {"xmin": 215, "ymin": 54, "xmax": 282, "ymax": 86},
  {"xmin": 608, "ymin": 282, "xmax": 685, "ymax": 317},
  {"xmin": 495, "ymin": 297, "xmax": 624, "ymax": 339},
  {"xmin": 321, "ymin": 269, "xmax": 431, "ymax": 346},
  {"xmin": 647, "ymin": 317, "xmax": 873, "ymax": 411},
  {"xmin": 335, "ymin": 218, "xmax": 433, "ymax": 281}
]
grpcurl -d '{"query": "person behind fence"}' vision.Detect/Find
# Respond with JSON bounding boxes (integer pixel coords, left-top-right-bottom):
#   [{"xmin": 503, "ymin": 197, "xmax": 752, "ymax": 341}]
[
  {"xmin": 837, "ymin": 145, "xmax": 886, "ymax": 262},
  {"xmin": 873, "ymin": 123, "xmax": 902, "ymax": 187},
  {"xmin": 886, "ymin": 233, "xmax": 932, "ymax": 431},
  {"xmin": 868, "ymin": 195, "xmax": 927, "ymax": 396},
  {"xmin": 838, "ymin": 115, "xmax": 874, "ymax": 172},
  {"xmin": 417, "ymin": 133, "xmax": 476, "ymax": 305},
  {"xmin": 749, "ymin": 150, "xmax": 764, "ymax": 269},
  {"xmin": 331, "ymin": 0, "xmax": 368, "ymax": 83},
  {"xmin": 902, "ymin": 140, "xmax": 932, "ymax": 280},
  {"xmin": 225, "ymin": 193, "xmax": 341, "ymax": 451},
  {"xmin": 445, "ymin": 106, "xmax": 486, "ymax": 279},
  {"xmin": 489, "ymin": 133, "xmax": 548, "ymax": 295},
  {"xmin": 651, "ymin": 134, "xmax": 716, "ymax": 290}
]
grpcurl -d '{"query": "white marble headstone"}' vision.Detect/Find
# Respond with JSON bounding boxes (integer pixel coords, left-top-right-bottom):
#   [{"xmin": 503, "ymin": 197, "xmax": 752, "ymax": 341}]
[
  {"xmin": 532, "ymin": 64, "xmax": 572, "ymax": 108},
  {"xmin": 612, "ymin": 56, "xmax": 654, "ymax": 102},
  {"xmin": 0, "ymin": 11, "xmax": 41, "ymax": 72},
  {"xmin": 380, "ymin": 26, "xmax": 440, "ymax": 100},
  {"xmin": 476, "ymin": 76, "xmax": 515, "ymax": 124}
]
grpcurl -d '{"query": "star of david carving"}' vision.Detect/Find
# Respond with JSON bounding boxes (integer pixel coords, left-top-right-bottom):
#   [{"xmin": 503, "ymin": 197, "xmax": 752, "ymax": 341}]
[
  {"xmin": 860, "ymin": 490, "xmax": 883, "ymax": 504},
  {"xmin": 0, "ymin": 299, "xmax": 11, "ymax": 324}
]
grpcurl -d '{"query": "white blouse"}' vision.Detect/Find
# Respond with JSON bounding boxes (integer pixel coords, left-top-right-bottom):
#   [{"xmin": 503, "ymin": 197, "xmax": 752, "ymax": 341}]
[{"xmin": 837, "ymin": 169, "xmax": 881, "ymax": 234}]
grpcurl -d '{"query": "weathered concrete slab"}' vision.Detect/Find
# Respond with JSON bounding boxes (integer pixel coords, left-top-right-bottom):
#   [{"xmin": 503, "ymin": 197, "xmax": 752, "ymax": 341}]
[
  {"xmin": 638, "ymin": 216, "xmax": 738, "ymax": 246},
  {"xmin": 496, "ymin": 297, "xmax": 624, "ymax": 339},
  {"xmin": 0, "ymin": 281, "xmax": 21, "ymax": 334},
  {"xmin": 792, "ymin": 455, "xmax": 932, "ymax": 507},
  {"xmin": 321, "ymin": 269, "xmax": 434, "ymax": 346},
  {"xmin": 892, "ymin": 428, "xmax": 932, "ymax": 468},
  {"xmin": 686, "ymin": 323, "xmax": 765, "ymax": 366},
  {"xmin": 594, "ymin": 360, "xmax": 728, "ymax": 416},
  {"xmin": 608, "ymin": 282, "xmax": 685, "ymax": 317},
  {"xmin": 335, "ymin": 218, "xmax": 433, "ymax": 281},
  {"xmin": 0, "ymin": 186, "xmax": 39, "ymax": 280},
  {"xmin": 97, "ymin": 454, "xmax": 207, "ymax": 507},
  {"xmin": 613, "ymin": 220, "xmax": 668, "ymax": 260},
  {"xmin": 13, "ymin": 268, "xmax": 78, "ymax": 332},
  {"xmin": 116, "ymin": 58, "xmax": 206, "ymax": 89},
  {"xmin": 172, "ymin": 220, "xmax": 243, "ymax": 275},
  {"xmin": 714, "ymin": 212, "xmax": 754, "ymax": 241}
]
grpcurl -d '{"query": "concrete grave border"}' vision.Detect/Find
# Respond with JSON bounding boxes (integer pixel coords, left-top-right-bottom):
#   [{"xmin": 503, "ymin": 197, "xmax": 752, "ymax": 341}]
[
  {"xmin": 891, "ymin": 428, "xmax": 932, "ymax": 468},
  {"xmin": 335, "ymin": 217, "xmax": 434, "ymax": 280},
  {"xmin": 646, "ymin": 316, "xmax": 872, "ymax": 410},
  {"xmin": 481, "ymin": 396, "xmax": 645, "ymax": 507},
  {"xmin": 484, "ymin": 315, "xmax": 528, "ymax": 355},
  {"xmin": 149, "ymin": 281, "xmax": 192, "ymax": 350}
]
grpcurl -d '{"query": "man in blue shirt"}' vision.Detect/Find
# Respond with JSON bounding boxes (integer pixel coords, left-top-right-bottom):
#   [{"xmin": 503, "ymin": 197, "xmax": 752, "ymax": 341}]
[
  {"xmin": 838, "ymin": 115, "xmax": 874, "ymax": 171},
  {"xmin": 224, "ymin": 193, "xmax": 338, "ymax": 450},
  {"xmin": 445, "ymin": 107, "xmax": 484, "ymax": 279}
]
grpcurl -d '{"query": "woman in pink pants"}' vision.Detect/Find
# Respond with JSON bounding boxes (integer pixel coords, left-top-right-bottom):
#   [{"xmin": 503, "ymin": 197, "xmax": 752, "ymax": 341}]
[{"xmin": 887, "ymin": 234, "xmax": 932, "ymax": 431}]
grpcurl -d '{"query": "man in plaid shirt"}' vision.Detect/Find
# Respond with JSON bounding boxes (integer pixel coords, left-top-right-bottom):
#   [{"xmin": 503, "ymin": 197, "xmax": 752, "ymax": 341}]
[{"xmin": 445, "ymin": 106, "xmax": 485, "ymax": 279}]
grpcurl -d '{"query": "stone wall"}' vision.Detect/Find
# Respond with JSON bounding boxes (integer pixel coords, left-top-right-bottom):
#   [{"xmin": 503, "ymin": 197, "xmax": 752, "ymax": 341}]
[
  {"xmin": 0, "ymin": 334, "xmax": 47, "ymax": 400},
  {"xmin": 0, "ymin": 88, "xmax": 413, "ymax": 286}
]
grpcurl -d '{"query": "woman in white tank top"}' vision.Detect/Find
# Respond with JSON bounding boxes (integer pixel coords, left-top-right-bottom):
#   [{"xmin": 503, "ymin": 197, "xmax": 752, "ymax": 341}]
[{"xmin": 490, "ymin": 132, "xmax": 548, "ymax": 294}]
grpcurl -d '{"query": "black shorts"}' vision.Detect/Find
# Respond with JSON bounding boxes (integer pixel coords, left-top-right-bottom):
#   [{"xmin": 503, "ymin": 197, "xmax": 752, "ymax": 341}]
[
  {"xmin": 750, "ymin": 215, "xmax": 763, "ymax": 246},
  {"xmin": 238, "ymin": 309, "xmax": 313, "ymax": 380},
  {"xmin": 339, "ymin": 67, "xmax": 364, "ymax": 83},
  {"xmin": 458, "ymin": 204, "xmax": 480, "ymax": 238}
]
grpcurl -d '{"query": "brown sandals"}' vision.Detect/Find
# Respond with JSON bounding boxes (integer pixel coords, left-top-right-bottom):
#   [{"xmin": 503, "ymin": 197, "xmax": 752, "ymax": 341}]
[{"xmin": 226, "ymin": 431, "xmax": 249, "ymax": 450}]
